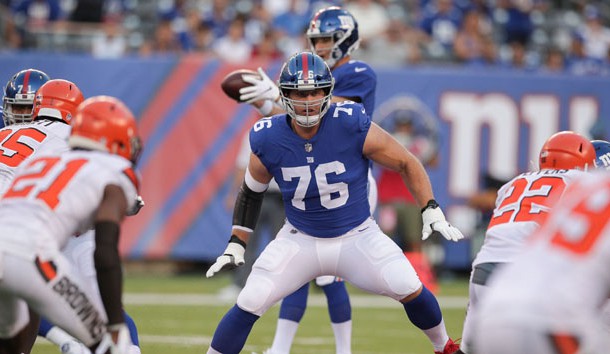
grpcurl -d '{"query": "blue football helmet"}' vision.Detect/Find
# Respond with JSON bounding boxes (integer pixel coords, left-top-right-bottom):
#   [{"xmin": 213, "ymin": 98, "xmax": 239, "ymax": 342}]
[
  {"xmin": 3, "ymin": 68, "xmax": 50, "ymax": 126},
  {"xmin": 279, "ymin": 52, "xmax": 334, "ymax": 128},
  {"xmin": 306, "ymin": 6, "xmax": 360, "ymax": 69},
  {"xmin": 592, "ymin": 140, "xmax": 610, "ymax": 170}
]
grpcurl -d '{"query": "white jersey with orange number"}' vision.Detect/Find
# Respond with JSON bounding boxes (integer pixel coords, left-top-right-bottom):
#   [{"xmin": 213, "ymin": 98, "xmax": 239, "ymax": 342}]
[
  {"xmin": 478, "ymin": 171, "xmax": 610, "ymax": 335},
  {"xmin": 0, "ymin": 119, "xmax": 71, "ymax": 195},
  {"xmin": 473, "ymin": 168, "xmax": 586, "ymax": 266},
  {"xmin": 0, "ymin": 150, "xmax": 138, "ymax": 260}
]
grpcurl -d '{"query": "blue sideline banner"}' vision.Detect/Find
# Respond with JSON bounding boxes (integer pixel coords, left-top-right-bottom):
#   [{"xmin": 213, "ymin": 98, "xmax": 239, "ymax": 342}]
[{"xmin": 0, "ymin": 53, "xmax": 608, "ymax": 269}]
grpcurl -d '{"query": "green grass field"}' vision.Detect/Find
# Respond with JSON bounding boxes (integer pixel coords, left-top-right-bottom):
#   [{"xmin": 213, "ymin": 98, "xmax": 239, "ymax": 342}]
[{"xmin": 31, "ymin": 271, "xmax": 469, "ymax": 354}]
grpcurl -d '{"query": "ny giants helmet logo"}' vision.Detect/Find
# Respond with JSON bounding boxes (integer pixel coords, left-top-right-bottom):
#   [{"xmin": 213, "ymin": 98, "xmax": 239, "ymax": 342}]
[
  {"xmin": 310, "ymin": 15, "xmax": 353, "ymax": 33},
  {"xmin": 597, "ymin": 152, "xmax": 610, "ymax": 168},
  {"xmin": 337, "ymin": 15, "xmax": 354, "ymax": 30}
]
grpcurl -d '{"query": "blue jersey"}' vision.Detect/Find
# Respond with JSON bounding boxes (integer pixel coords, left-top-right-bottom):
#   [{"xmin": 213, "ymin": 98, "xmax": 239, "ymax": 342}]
[
  {"xmin": 250, "ymin": 102, "xmax": 372, "ymax": 238},
  {"xmin": 332, "ymin": 60, "xmax": 376, "ymax": 115}
]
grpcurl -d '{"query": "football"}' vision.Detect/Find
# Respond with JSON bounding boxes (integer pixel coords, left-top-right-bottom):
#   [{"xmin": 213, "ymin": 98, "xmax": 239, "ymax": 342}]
[{"xmin": 221, "ymin": 69, "xmax": 259, "ymax": 102}]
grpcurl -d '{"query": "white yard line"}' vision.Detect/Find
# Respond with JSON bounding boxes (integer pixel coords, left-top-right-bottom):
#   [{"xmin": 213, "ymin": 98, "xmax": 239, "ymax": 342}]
[{"xmin": 124, "ymin": 293, "xmax": 468, "ymax": 309}]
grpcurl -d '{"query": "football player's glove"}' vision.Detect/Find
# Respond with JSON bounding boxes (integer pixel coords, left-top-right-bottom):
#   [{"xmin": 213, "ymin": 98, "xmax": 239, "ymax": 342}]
[
  {"xmin": 206, "ymin": 236, "xmax": 246, "ymax": 278},
  {"xmin": 60, "ymin": 340, "xmax": 90, "ymax": 354},
  {"xmin": 127, "ymin": 195, "xmax": 144, "ymax": 216},
  {"xmin": 421, "ymin": 200, "xmax": 464, "ymax": 242},
  {"xmin": 94, "ymin": 324, "xmax": 131, "ymax": 354},
  {"xmin": 239, "ymin": 67, "xmax": 279, "ymax": 104}
]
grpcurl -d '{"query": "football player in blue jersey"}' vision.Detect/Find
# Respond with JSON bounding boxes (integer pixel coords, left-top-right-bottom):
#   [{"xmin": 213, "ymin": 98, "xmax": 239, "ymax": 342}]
[
  {"xmin": 592, "ymin": 140, "xmax": 610, "ymax": 170},
  {"xmin": 238, "ymin": 7, "xmax": 378, "ymax": 353},
  {"xmin": 2, "ymin": 68, "xmax": 50, "ymax": 127},
  {"xmin": 206, "ymin": 52, "xmax": 463, "ymax": 354}
]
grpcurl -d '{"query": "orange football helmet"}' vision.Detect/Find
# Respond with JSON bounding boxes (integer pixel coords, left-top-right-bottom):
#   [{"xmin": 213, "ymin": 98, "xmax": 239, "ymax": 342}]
[
  {"xmin": 68, "ymin": 96, "xmax": 142, "ymax": 164},
  {"xmin": 539, "ymin": 131, "xmax": 595, "ymax": 170},
  {"xmin": 33, "ymin": 79, "xmax": 84, "ymax": 124}
]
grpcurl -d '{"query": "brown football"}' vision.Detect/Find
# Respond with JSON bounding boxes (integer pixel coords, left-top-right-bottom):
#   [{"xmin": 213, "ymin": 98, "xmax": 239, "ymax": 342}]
[{"xmin": 221, "ymin": 69, "xmax": 259, "ymax": 102}]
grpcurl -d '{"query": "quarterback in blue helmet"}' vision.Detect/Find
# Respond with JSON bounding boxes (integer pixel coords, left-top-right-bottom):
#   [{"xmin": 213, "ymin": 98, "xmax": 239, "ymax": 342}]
[
  {"xmin": 592, "ymin": 139, "xmax": 610, "ymax": 170},
  {"xmin": 306, "ymin": 6, "xmax": 360, "ymax": 69}
]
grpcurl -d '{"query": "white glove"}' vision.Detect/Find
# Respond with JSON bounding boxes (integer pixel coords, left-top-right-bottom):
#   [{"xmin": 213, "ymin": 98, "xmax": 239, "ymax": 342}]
[
  {"xmin": 95, "ymin": 324, "xmax": 132, "ymax": 354},
  {"xmin": 421, "ymin": 202, "xmax": 464, "ymax": 242},
  {"xmin": 61, "ymin": 340, "xmax": 91, "ymax": 354},
  {"xmin": 127, "ymin": 195, "xmax": 145, "ymax": 216},
  {"xmin": 239, "ymin": 67, "xmax": 279, "ymax": 104},
  {"xmin": 206, "ymin": 239, "xmax": 246, "ymax": 278}
]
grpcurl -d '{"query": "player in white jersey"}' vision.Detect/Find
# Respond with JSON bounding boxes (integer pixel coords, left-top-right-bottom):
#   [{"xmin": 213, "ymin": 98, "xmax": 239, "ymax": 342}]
[
  {"xmin": 591, "ymin": 139, "xmax": 610, "ymax": 332},
  {"xmin": 457, "ymin": 131, "xmax": 596, "ymax": 354},
  {"xmin": 474, "ymin": 170, "xmax": 610, "ymax": 354},
  {"xmin": 29, "ymin": 80, "xmax": 142, "ymax": 354},
  {"xmin": 0, "ymin": 95, "xmax": 142, "ymax": 354},
  {"xmin": 0, "ymin": 76, "xmax": 90, "ymax": 354}
]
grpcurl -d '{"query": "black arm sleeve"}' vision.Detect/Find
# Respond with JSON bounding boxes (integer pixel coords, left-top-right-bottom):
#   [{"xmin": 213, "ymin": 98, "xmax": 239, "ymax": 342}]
[
  {"xmin": 232, "ymin": 181, "xmax": 265, "ymax": 230},
  {"xmin": 93, "ymin": 221, "xmax": 124, "ymax": 326}
]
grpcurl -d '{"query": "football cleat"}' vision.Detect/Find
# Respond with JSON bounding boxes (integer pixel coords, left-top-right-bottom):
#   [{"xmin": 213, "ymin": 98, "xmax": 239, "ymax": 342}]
[{"xmin": 435, "ymin": 338, "xmax": 461, "ymax": 354}]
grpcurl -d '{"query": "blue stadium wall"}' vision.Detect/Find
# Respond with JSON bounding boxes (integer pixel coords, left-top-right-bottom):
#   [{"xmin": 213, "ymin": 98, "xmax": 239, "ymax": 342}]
[{"xmin": 1, "ymin": 53, "xmax": 608, "ymax": 270}]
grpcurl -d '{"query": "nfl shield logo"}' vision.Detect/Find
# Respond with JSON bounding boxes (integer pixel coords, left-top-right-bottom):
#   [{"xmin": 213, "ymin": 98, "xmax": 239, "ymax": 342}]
[{"xmin": 304, "ymin": 143, "xmax": 312, "ymax": 152}]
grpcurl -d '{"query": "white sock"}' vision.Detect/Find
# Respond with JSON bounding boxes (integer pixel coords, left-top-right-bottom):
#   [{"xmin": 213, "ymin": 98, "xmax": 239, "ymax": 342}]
[
  {"xmin": 269, "ymin": 319, "xmax": 299, "ymax": 354},
  {"xmin": 45, "ymin": 327, "xmax": 78, "ymax": 346},
  {"xmin": 129, "ymin": 344, "xmax": 141, "ymax": 354},
  {"xmin": 331, "ymin": 320, "xmax": 352, "ymax": 354},
  {"xmin": 421, "ymin": 319, "xmax": 450, "ymax": 351}
]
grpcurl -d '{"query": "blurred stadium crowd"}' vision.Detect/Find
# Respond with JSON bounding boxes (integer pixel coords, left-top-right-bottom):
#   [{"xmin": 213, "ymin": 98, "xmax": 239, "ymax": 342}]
[{"xmin": 1, "ymin": 0, "xmax": 610, "ymax": 74}]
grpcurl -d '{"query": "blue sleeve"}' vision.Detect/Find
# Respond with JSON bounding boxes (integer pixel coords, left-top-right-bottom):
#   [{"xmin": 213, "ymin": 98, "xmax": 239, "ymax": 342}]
[
  {"xmin": 335, "ymin": 102, "xmax": 371, "ymax": 152},
  {"xmin": 333, "ymin": 63, "xmax": 377, "ymax": 114},
  {"xmin": 38, "ymin": 317, "xmax": 54, "ymax": 336},
  {"xmin": 248, "ymin": 118, "xmax": 270, "ymax": 166},
  {"xmin": 249, "ymin": 124, "xmax": 261, "ymax": 156},
  {"xmin": 333, "ymin": 67, "xmax": 375, "ymax": 100}
]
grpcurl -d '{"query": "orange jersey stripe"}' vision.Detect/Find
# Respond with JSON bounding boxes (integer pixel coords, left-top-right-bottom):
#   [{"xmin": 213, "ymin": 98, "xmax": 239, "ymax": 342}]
[
  {"xmin": 35, "ymin": 257, "xmax": 57, "ymax": 282},
  {"xmin": 551, "ymin": 333, "xmax": 579, "ymax": 354},
  {"xmin": 123, "ymin": 167, "xmax": 140, "ymax": 192}
]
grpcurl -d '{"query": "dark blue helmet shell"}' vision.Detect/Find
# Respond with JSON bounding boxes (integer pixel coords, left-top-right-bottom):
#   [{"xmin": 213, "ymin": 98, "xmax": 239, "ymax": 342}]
[
  {"xmin": 306, "ymin": 6, "xmax": 359, "ymax": 68},
  {"xmin": 3, "ymin": 68, "xmax": 50, "ymax": 125},
  {"xmin": 279, "ymin": 52, "xmax": 334, "ymax": 127},
  {"xmin": 592, "ymin": 139, "xmax": 610, "ymax": 170}
]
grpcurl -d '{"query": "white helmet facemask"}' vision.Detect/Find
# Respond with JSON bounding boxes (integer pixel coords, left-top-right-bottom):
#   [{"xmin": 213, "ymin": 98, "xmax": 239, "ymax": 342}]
[{"xmin": 281, "ymin": 90, "xmax": 332, "ymax": 127}]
